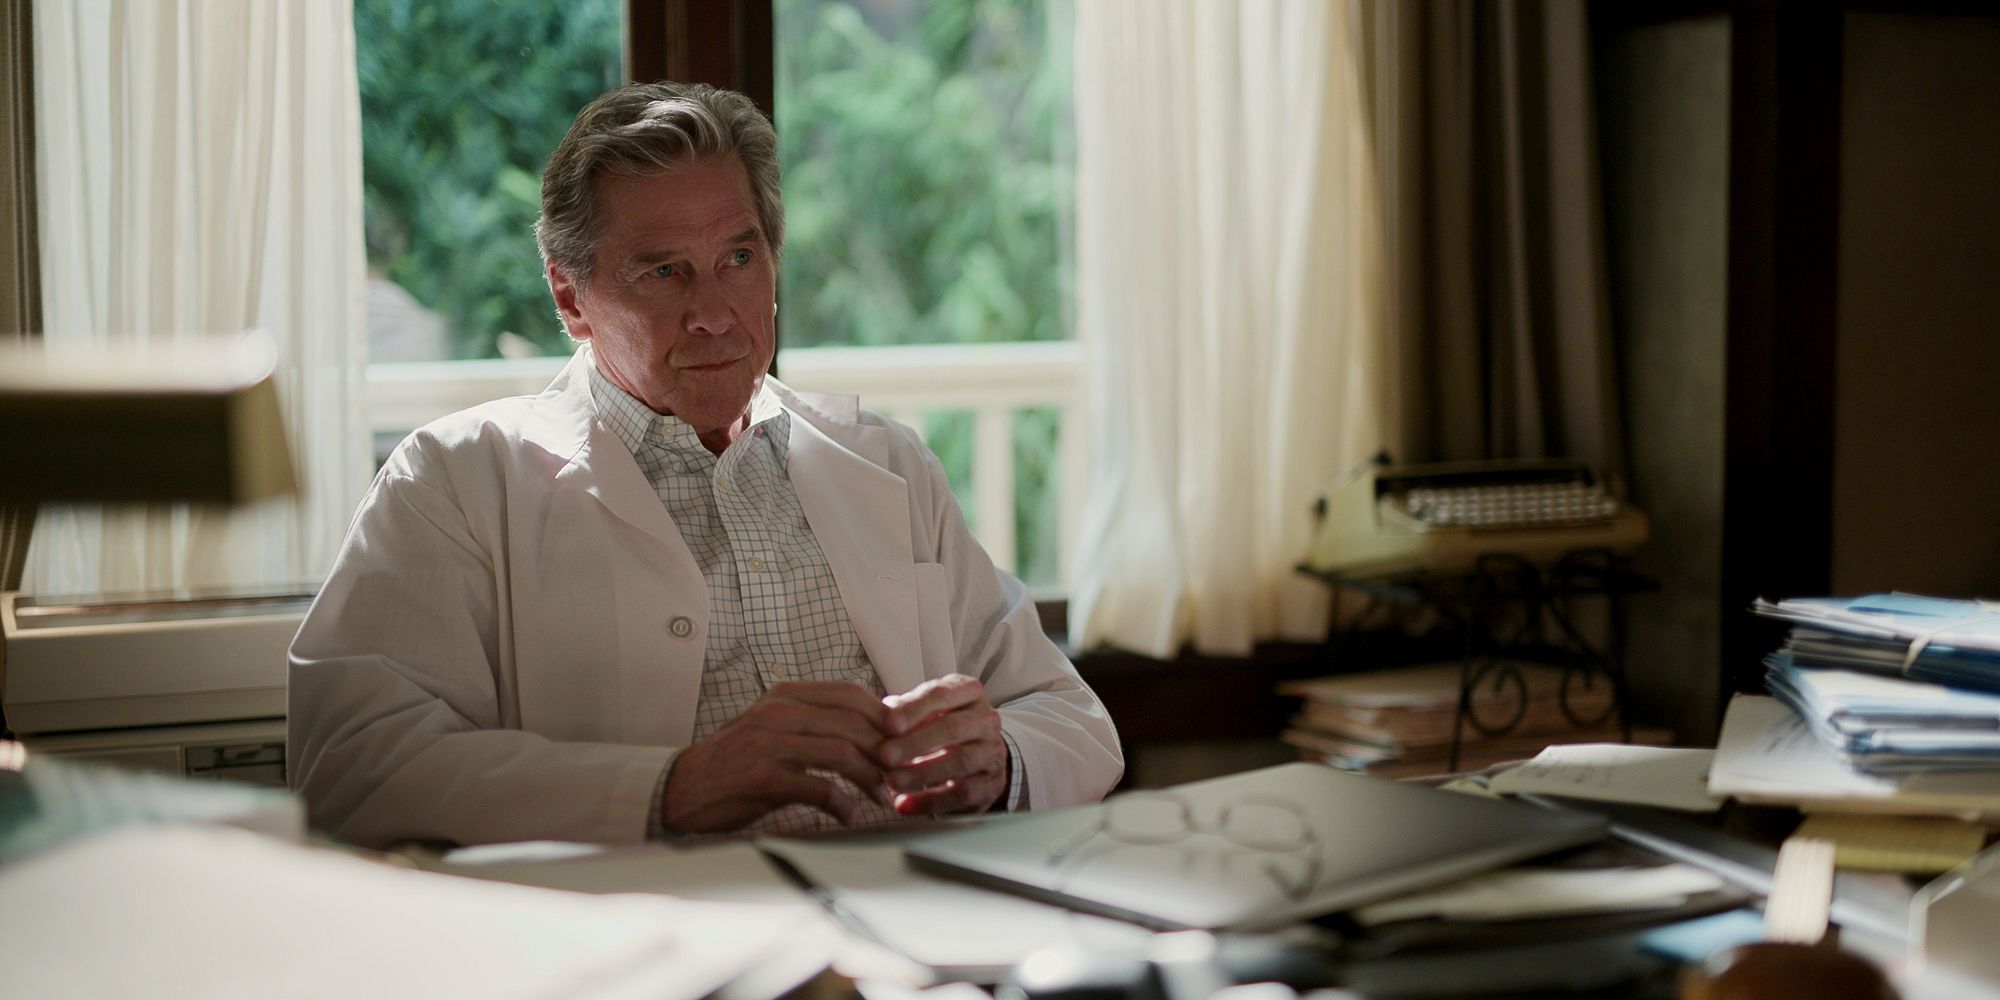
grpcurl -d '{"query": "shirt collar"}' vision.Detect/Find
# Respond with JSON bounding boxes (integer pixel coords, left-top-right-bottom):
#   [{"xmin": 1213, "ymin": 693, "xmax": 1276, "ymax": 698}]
[{"xmin": 587, "ymin": 362, "xmax": 790, "ymax": 471}]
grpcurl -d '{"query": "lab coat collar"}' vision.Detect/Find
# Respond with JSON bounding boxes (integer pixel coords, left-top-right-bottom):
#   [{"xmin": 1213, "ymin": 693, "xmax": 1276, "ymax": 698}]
[
  {"xmin": 782, "ymin": 397, "xmax": 925, "ymax": 695},
  {"xmin": 522, "ymin": 346, "xmax": 679, "ymax": 548}
]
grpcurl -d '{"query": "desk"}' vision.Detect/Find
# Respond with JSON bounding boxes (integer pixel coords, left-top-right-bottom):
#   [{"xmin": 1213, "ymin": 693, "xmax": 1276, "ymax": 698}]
[
  {"xmin": 5, "ymin": 746, "xmax": 1991, "ymax": 1000},
  {"xmin": 417, "ymin": 790, "xmax": 1993, "ymax": 1000}
]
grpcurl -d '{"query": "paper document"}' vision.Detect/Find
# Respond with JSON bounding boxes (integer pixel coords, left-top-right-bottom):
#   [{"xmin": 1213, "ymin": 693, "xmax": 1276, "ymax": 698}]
[
  {"xmin": 428, "ymin": 838, "xmax": 811, "ymax": 906},
  {"xmin": 1791, "ymin": 814, "xmax": 1990, "ymax": 874},
  {"xmin": 0, "ymin": 825, "xmax": 812, "ymax": 1000},
  {"xmin": 1754, "ymin": 594, "xmax": 2000, "ymax": 650},
  {"xmin": 1488, "ymin": 744, "xmax": 1721, "ymax": 812},
  {"xmin": 1352, "ymin": 865, "xmax": 1726, "ymax": 924},
  {"xmin": 758, "ymin": 837, "xmax": 1151, "ymax": 978},
  {"xmin": 1765, "ymin": 655, "xmax": 2000, "ymax": 770},
  {"xmin": 1707, "ymin": 695, "xmax": 2000, "ymax": 820}
]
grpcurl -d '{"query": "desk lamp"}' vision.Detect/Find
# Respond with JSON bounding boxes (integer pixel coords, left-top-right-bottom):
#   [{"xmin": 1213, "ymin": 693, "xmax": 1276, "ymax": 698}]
[{"xmin": 0, "ymin": 330, "xmax": 297, "ymax": 505}]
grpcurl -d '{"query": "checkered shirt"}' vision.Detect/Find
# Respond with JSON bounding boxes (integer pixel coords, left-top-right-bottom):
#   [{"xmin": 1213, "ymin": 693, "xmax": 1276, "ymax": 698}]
[
  {"xmin": 589, "ymin": 365, "xmax": 892, "ymax": 837},
  {"xmin": 589, "ymin": 367, "xmax": 1020, "ymax": 838}
]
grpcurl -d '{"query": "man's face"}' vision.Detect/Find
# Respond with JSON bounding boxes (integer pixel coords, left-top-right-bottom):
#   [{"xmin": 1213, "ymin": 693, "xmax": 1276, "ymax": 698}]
[{"xmin": 549, "ymin": 153, "xmax": 776, "ymax": 450}]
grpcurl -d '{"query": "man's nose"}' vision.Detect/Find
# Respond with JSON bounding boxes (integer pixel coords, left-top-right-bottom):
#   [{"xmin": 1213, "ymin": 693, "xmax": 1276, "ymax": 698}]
[{"xmin": 682, "ymin": 277, "xmax": 731, "ymax": 335}]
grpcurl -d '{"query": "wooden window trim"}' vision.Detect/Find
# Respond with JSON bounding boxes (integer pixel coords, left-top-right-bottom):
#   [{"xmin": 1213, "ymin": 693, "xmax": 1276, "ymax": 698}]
[{"xmin": 625, "ymin": 0, "xmax": 773, "ymax": 117}]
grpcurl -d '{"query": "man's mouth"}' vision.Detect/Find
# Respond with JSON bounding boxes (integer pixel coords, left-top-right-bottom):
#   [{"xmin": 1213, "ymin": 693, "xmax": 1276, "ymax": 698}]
[{"xmin": 679, "ymin": 356, "xmax": 741, "ymax": 373}]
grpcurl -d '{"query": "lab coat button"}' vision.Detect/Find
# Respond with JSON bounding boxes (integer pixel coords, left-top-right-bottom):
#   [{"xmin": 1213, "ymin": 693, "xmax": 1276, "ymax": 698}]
[
  {"xmin": 668, "ymin": 616, "xmax": 694, "ymax": 639},
  {"xmin": 748, "ymin": 556, "xmax": 766, "ymax": 572}
]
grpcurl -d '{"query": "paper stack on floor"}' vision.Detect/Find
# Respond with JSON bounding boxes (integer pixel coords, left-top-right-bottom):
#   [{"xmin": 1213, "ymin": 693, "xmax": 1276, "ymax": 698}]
[{"xmin": 1279, "ymin": 662, "xmax": 1665, "ymax": 778}]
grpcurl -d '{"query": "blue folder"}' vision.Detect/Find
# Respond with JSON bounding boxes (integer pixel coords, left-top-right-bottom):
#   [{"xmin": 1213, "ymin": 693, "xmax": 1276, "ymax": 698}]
[{"xmin": 1755, "ymin": 594, "xmax": 2000, "ymax": 694}]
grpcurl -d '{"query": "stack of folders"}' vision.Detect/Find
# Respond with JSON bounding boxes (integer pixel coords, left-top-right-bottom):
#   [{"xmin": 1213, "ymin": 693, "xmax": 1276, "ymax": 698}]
[
  {"xmin": 1278, "ymin": 662, "xmax": 1662, "ymax": 779},
  {"xmin": 1755, "ymin": 594, "xmax": 2000, "ymax": 774}
]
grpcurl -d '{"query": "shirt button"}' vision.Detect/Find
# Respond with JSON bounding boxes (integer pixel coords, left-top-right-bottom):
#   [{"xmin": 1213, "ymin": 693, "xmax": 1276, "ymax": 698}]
[
  {"xmin": 667, "ymin": 616, "xmax": 694, "ymax": 639},
  {"xmin": 748, "ymin": 556, "xmax": 766, "ymax": 572}
]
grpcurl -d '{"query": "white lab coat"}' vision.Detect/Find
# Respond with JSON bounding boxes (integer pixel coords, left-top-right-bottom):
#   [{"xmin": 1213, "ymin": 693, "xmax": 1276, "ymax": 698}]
[{"xmin": 288, "ymin": 346, "xmax": 1122, "ymax": 848}]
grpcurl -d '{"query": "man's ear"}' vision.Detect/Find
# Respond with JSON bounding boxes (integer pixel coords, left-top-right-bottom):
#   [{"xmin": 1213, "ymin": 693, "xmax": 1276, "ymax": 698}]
[{"xmin": 548, "ymin": 263, "xmax": 592, "ymax": 341}]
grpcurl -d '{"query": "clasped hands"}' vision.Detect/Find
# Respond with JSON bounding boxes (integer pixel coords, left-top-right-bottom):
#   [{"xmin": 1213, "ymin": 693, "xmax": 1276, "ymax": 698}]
[{"xmin": 660, "ymin": 674, "xmax": 1008, "ymax": 834}]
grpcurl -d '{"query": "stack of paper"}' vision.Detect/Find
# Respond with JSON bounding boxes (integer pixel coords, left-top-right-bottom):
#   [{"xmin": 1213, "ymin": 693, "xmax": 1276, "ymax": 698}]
[
  {"xmin": 1708, "ymin": 694, "xmax": 2000, "ymax": 822},
  {"xmin": 0, "ymin": 824, "xmax": 815, "ymax": 999},
  {"xmin": 1765, "ymin": 653, "xmax": 2000, "ymax": 772},
  {"xmin": 1755, "ymin": 595, "xmax": 2000, "ymax": 774},
  {"xmin": 1754, "ymin": 594, "xmax": 2000, "ymax": 692},
  {"xmin": 1278, "ymin": 662, "xmax": 1661, "ymax": 778}
]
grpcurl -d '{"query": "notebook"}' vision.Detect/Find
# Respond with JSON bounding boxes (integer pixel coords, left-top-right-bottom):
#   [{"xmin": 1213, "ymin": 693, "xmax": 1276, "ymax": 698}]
[{"xmin": 901, "ymin": 762, "xmax": 1605, "ymax": 931}]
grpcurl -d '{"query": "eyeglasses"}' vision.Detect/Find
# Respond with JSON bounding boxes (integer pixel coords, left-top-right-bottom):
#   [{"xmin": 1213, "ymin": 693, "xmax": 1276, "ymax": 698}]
[{"xmin": 1045, "ymin": 792, "xmax": 1323, "ymax": 902}]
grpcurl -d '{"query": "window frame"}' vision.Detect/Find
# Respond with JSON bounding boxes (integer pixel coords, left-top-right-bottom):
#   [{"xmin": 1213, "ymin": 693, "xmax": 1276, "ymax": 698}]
[{"xmin": 625, "ymin": 2, "xmax": 773, "ymax": 113}]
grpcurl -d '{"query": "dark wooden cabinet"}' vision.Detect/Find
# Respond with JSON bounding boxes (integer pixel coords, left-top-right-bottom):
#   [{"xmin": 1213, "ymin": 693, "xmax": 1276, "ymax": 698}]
[{"xmin": 1597, "ymin": 2, "xmax": 2000, "ymax": 742}]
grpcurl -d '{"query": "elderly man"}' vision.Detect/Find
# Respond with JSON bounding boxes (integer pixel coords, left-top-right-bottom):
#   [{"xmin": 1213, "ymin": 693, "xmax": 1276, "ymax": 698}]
[{"xmin": 288, "ymin": 82, "xmax": 1122, "ymax": 848}]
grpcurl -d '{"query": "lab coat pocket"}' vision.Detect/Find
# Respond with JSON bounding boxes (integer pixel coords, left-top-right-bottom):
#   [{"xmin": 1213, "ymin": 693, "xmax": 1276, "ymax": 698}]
[{"xmin": 912, "ymin": 562, "xmax": 960, "ymax": 677}]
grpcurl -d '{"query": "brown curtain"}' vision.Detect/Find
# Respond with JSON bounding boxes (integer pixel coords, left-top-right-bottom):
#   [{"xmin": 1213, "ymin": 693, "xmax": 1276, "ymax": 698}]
[
  {"xmin": 1361, "ymin": 0, "xmax": 1622, "ymax": 472},
  {"xmin": 2, "ymin": 0, "xmax": 39, "ymax": 591}
]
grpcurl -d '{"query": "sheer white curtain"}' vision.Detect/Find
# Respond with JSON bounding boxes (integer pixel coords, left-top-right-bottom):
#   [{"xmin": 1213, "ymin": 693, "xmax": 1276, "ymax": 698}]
[
  {"xmin": 1068, "ymin": 1, "xmax": 1388, "ymax": 658},
  {"xmin": 23, "ymin": 0, "xmax": 367, "ymax": 597}
]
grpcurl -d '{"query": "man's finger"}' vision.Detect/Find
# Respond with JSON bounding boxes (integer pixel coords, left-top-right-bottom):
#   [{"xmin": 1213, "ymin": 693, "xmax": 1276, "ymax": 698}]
[
  {"xmin": 885, "ymin": 738, "xmax": 1007, "ymax": 793},
  {"xmin": 770, "ymin": 681, "xmax": 891, "ymax": 728},
  {"xmin": 893, "ymin": 771, "xmax": 1004, "ymax": 817},
  {"xmin": 775, "ymin": 733, "xmax": 888, "ymax": 793},
  {"xmin": 882, "ymin": 675, "xmax": 987, "ymax": 736},
  {"xmin": 785, "ymin": 769, "xmax": 865, "ymax": 827},
  {"xmin": 661, "ymin": 755, "xmax": 865, "ymax": 832},
  {"xmin": 743, "ymin": 698, "xmax": 886, "ymax": 753},
  {"xmin": 879, "ymin": 707, "xmax": 1001, "ymax": 768}
]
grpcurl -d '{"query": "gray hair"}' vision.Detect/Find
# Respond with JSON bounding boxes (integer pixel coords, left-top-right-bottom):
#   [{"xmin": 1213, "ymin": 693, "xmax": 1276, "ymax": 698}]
[{"xmin": 535, "ymin": 82, "xmax": 783, "ymax": 288}]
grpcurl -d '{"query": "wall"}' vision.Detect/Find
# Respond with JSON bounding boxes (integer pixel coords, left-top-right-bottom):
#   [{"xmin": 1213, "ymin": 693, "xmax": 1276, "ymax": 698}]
[
  {"xmin": 1831, "ymin": 13, "xmax": 2000, "ymax": 598},
  {"xmin": 1596, "ymin": 16, "xmax": 1733, "ymax": 742}
]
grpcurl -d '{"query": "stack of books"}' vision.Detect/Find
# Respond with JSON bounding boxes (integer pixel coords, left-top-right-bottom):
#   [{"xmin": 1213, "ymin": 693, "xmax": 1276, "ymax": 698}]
[
  {"xmin": 1278, "ymin": 662, "xmax": 1656, "ymax": 778},
  {"xmin": 1755, "ymin": 594, "xmax": 2000, "ymax": 774}
]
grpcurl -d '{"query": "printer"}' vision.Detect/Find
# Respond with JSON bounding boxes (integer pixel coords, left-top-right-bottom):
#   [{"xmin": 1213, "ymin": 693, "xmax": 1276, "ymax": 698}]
[{"xmin": 1, "ymin": 590, "xmax": 308, "ymax": 787}]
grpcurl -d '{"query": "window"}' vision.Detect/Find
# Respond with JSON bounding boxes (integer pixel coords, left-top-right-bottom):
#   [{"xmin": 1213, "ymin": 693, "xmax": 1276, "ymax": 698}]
[
  {"xmin": 357, "ymin": 0, "xmax": 619, "ymax": 364},
  {"xmin": 356, "ymin": 0, "xmax": 618, "ymax": 462},
  {"xmin": 774, "ymin": 0, "xmax": 1078, "ymax": 589},
  {"xmin": 357, "ymin": 0, "xmax": 1079, "ymax": 591}
]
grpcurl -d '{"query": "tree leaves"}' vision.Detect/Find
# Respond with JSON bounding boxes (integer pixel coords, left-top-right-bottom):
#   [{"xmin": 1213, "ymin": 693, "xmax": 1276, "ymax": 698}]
[
  {"xmin": 356, "ymin": 0, "xmax": 620, "ymax": 358},
  {"xmin": 776, "ymin": 0, "xmax": 1071, "ymax": 351}
]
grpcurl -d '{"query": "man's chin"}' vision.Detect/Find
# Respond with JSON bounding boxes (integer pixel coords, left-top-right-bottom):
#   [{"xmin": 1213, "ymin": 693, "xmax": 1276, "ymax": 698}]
[{"xmin": 672, "ymin": 387, "xmax": 759, "ymax": 435}]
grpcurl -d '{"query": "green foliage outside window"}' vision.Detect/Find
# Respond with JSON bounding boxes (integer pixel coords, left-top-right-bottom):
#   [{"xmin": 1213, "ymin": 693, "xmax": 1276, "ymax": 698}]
[
  {"xmin": 776, "ymin": 0, "xmax": 1073, "ymax": 349},
  {"xmin": 356, "ymin": 0, "xmax": 619, "ymax": 360}
]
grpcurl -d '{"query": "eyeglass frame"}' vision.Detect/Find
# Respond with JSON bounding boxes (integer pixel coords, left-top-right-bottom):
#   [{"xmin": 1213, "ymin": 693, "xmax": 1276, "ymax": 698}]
[{"xmin": 1042, "ymin": 790, "xmax": 1325, "ymax": 903}]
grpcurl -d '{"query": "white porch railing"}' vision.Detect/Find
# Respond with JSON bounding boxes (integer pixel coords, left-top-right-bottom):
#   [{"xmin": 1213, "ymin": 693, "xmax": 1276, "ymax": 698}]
[{"xmin": 365, "ymin": 340, "xmax": 1086, "ymax": 583}]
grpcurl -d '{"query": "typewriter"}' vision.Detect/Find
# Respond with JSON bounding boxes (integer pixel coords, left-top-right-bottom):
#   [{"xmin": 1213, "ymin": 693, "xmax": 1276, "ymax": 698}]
[{"xmin": 1301, "ymin": 458, "xmax": 1649, "ymax": 580}]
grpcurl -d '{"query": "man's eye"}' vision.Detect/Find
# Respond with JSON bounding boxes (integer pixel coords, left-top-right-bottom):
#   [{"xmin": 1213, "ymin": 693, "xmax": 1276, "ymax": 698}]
[
  {"xmin": 728, "ymin": 249, "xmax": 752, "ymax": 266},
  {"xmin": 651, "ymin": 264, "xmax": 678, "ymax": 279}
]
